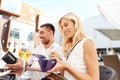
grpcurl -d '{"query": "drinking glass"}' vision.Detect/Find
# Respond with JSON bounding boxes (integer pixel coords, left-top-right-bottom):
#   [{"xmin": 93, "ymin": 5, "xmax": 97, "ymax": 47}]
[{"xmin": 18, "ymin": 48, "xmax": 31, "ymax": 61}]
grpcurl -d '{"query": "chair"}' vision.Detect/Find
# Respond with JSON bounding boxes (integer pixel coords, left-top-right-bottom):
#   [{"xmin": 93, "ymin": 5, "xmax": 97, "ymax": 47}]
[
  {"xmin": 102, "ymin": 55, "xmax": 120, "ymax": 80},
  {"xmin": 99, "ymin": 65, "xmax": 118, "ymax": 80}
]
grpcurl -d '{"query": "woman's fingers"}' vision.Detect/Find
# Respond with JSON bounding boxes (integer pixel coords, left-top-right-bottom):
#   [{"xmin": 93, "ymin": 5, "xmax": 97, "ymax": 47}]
[
  {"xmin": 50, "ymin": 51, "xmax": 60, "ymax": 59},
  {"xmin": 47, "ymin": 58, "xmax": 64, "ymax": 73}
]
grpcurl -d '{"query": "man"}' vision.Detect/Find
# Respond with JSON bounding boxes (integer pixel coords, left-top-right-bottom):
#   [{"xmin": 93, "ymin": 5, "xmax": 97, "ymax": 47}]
[
  {"xmin": 7, "ymin": 23, "xmax": 63, "ymax": 80},
  {"xmin": 26, "ymin": 23, "xmax": 63, "ymax": 79}
]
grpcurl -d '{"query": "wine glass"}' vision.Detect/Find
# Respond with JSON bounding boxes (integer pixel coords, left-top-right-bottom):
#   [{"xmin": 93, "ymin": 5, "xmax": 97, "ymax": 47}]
[
  {"xmin": 18, "ymin": 41, "xmax": 33, "ymax": 61},
  {"xmin": 17, "ymin": 41, "xmax": 32, "ymax": 79},
  {"xmin": 18, "ymin": 48, "xmax": 31, "ymax": 61}
]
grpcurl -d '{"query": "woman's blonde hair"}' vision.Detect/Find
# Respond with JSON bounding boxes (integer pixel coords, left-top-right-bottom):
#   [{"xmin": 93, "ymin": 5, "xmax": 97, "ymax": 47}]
[{"xmin": 58, "ymin": 12, "xmax": 87, "ymax": 56}]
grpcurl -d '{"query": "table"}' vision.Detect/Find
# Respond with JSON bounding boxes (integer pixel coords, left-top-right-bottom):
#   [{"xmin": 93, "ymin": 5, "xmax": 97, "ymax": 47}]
[
  {"xmin": 0, "ymin": 72, "xmax": 67, "ymax": 80},
  {"xmin": 0, "ymin": 56, "xmax": 67, "ymax": 80},
  {"xmin": 0, "ymin": 68, "xmax": 67, "ymax": 80}
]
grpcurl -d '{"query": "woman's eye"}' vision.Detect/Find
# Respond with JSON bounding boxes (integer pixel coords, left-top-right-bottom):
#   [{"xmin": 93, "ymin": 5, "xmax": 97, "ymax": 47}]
[{"xmin": 64, "ymin": 23, "xmax": 68, "ymax": 27}]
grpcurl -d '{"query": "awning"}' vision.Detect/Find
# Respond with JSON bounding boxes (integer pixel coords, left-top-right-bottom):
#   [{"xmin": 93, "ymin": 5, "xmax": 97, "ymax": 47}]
[{"xmin": 96, "ymin": 28, "xmax": 120, "ymax": 40}]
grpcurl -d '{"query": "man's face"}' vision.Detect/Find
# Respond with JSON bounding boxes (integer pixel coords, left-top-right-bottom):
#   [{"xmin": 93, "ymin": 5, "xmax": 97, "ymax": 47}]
[{"xmin": 39, "ymin": 27, "xmax": 51, "ymax": 45}]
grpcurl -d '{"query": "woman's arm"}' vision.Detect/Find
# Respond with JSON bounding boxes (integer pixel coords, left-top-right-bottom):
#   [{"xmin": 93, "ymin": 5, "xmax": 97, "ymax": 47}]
[
  {"xmin": 48, "ymin": 39, "xmax": 99, "ymax": 80},
  {"xmin": 84, "ymin": 39, "xmax": 99, "ymax": 80}
]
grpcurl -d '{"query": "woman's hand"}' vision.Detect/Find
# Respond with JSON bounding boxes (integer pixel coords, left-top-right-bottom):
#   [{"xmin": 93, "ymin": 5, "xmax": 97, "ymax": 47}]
[
  {"xmin": 47, "ymin": 56, "xmax": 66, "ymax": 73},
  {"xmin": 50, "ymin": 51, "xmax": 60, "ymax": 59}
]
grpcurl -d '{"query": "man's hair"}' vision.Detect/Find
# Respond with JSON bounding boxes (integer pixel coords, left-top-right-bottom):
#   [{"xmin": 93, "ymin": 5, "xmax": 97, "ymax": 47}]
[{"xmin": 40, "ymin": 23, "xmax": 55, "ymax": 35}]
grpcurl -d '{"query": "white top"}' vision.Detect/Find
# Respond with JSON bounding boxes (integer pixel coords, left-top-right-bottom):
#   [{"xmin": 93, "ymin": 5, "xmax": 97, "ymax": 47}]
[
  {"xmin": 27, "ymin": 42, "xmax": 63, "ymax": 80},
  {"xmin": 64, "ymin": 38, "xmax": 90, "ymax": 80}
]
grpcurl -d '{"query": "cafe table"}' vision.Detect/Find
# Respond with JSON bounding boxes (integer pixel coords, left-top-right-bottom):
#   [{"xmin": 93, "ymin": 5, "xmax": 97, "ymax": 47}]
[
  {"xmin": 0, "ymin": 59, "xmax": 67, "ymax": 80},
  {"xmin": 0, "ymin": 70, "xmax": 67, "ymax": 80}
]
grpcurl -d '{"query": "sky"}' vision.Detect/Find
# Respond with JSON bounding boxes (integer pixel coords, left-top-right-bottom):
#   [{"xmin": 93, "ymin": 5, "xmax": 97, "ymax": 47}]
[
  {"xmin": 23, "ymin": 0, "xmax": 104, "ymax": 21},
  {"xmin": 22, "ymin": 0, "xmax": 104, "ymax": 43}
]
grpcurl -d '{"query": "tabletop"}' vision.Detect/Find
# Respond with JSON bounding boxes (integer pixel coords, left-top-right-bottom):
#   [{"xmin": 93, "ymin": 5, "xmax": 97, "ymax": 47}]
[{"xmin": 0, "ymin": 53, "xmax": 67, "ymax": 80}]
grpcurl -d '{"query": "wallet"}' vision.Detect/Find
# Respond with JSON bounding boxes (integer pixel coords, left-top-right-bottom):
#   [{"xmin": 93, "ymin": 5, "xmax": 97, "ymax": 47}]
[
  {"xmin": 32, "ymin": 54, "xmax": 57, "ymax": 72},
  {"xmin": 2, "ymin": 51, "xmax": 17, "ymax": 64}
]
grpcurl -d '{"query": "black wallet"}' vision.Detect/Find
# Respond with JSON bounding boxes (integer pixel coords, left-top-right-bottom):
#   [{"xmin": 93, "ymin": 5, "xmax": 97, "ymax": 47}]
[{"xmin": 2, "ymin": 51, "xmax": 17, "ymax": 64}]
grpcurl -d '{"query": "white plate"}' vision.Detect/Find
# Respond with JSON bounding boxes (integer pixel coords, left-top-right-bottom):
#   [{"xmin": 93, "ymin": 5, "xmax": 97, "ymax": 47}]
[{"xmin": 0, "ymin": 70, "xmax": 11, "ymax": 77}]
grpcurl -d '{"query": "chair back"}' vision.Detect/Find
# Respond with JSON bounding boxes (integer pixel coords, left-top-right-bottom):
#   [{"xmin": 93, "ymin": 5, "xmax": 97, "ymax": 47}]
[
  {"xmin": 99, "ymin": 65, "xmax": 118, "ymax": 80},
  {"xmin": 102, "ymin": 55, "xmax": 120, "ymax": 80}
]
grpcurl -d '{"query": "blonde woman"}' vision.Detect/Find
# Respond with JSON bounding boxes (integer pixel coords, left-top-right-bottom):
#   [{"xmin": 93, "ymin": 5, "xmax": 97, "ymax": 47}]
[{"xmin": 48, "ymin": 12, "xmax": 99, "ymax": 80}]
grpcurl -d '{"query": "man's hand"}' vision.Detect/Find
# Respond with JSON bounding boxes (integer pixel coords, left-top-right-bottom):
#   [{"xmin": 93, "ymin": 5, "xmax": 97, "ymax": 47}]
[{"xmin": 6, "ymin": 58, "xmax": 24, "ymax": 69}]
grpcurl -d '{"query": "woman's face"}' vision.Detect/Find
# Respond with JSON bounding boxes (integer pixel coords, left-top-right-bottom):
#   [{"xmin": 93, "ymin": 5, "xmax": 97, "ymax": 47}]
[{"xmin": 60, "ymin": 18, "xmax": 75, "ymax": 39}]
